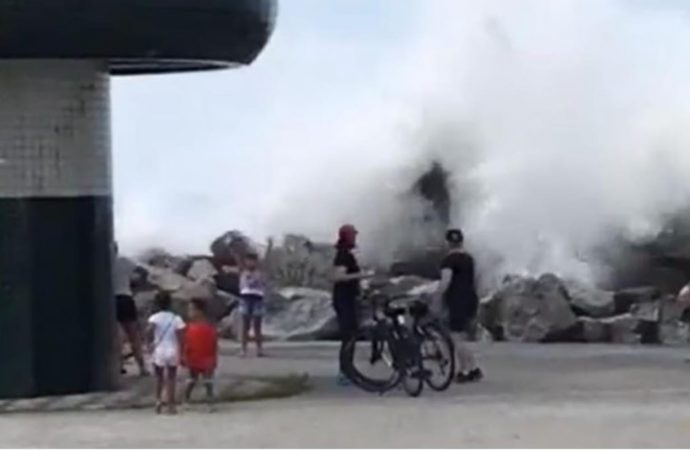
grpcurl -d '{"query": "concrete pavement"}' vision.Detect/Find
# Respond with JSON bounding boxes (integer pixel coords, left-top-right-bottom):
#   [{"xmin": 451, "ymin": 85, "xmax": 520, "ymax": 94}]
[{"xmin": 3, "ymin": 342, "xmax": 690, "ymax": 447}]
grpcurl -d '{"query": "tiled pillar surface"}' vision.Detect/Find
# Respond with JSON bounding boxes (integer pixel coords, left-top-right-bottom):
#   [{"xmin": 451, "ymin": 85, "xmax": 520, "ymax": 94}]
[{"xmin": 0, "ymin": 60, "xmax": 117, "ymax": 398}]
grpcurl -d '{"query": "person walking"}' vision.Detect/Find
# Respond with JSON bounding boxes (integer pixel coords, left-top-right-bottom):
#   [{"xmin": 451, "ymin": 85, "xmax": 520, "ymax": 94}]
[
  {"xmin": 434, "ymin": 228, "xmax": 484, "ymax": 383},
  {"xmin": 332, "ymin": 224, "xmax": 373, "ymax": 385},
  {"xmin": 113, "ymin": 242, "xmax": 148, "ymax": 376}
]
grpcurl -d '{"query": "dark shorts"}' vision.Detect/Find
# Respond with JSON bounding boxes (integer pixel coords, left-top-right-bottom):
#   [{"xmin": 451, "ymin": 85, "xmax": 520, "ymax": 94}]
[
  {"xmin": 116, "ymin": 295, "xmax": 138, "ymax": 324},
  {"xmin": 449, "ymin": 312, "xmax": 476, "ymax": 334},
  {"xmin": 239, "ymin": 294, "xmax": 265, "ymax": 318},
  {"xmin": 333, "ymin": 298, "xmax": 358, "ymax": 340},
  {"xmin": 447, "ymin": 298, "xmax": 478, "ymax": 333}
]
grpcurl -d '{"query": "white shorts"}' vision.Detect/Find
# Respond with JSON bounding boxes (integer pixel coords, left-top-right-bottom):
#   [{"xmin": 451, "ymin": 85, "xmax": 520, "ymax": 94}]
[{"xmin": 152, "ymin": 346, "xmax": 180, "ymax": 368}]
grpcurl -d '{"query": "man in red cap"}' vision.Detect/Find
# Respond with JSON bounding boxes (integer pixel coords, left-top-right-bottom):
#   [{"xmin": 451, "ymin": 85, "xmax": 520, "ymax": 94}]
[{"xmin": 332, "ymin": 224, "xmax": 373, "ymax": 385}]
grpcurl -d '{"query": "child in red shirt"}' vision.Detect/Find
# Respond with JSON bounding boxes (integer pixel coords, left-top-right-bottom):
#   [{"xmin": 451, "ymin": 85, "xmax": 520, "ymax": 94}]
[{"xmin": 183, "ymin": 299, "xmax": 218, "ymax": 410}]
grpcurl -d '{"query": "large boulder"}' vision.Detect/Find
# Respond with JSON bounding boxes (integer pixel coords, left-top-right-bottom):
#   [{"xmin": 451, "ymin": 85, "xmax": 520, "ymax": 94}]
[
  {"xmin": 658, "ymin": 295, "xmax": 690, "ymax": 345},
  {"xmin": 220, "ymin": 288, "xmax": 337, "ymax": 341},
  {"xmin": 613, "ymin": 286, "xmax": 661, "ymax": 314},
  {"xmin": 570, "ymin": 295, "xmax": 690, "ymax": 345},
  {"xmin": 136, "ymin": 247, "xmax": 182, "ymax": 270},
  {"xmin": 210, "ymin": 230, "xmax": 256, "ymax": 266},
  {"xmin": 601, "ymin": 313, "xmax": 641, "ymax": 344},
  {"xmin": 578, "ymin": 316, "xmax": 610, "ymax": 343},
  {"xmin": 185, "ymin": 258, "xmax": 218, "ymax": 282},
  {"xmin": 563, "ymin": 279, "xmax": 615, "ymax": 318},
  {"xmin": 483, "ymin": 274, "xmax": 578, "ymax": 342},
  {"xmin": 264, "ymin": 235, "xmax": 334, "ymax": 290},
  {"xmin": 135, "ymin": 264, "xmax": 231, "ymax": 321}
]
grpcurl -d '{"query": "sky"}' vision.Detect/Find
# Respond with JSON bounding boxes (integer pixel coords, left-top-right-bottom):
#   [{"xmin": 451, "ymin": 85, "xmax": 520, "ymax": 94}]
[
  {"xmin": 112, "ymin": 0, "xmax": 422, "ymax": 254},
  {"xmin": 113, "ymin": 0, "xmax": 690, "ymax": 286}
]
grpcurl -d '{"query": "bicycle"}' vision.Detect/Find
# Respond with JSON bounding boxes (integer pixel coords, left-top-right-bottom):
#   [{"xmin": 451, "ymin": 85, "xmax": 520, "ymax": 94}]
[
  {"xmin": 340, "ymin": 288, "xmax": 455, "ymax": 397},
  {"xmin": 409, "ymin": 299, "xmax": 456, "ymax": 392}
]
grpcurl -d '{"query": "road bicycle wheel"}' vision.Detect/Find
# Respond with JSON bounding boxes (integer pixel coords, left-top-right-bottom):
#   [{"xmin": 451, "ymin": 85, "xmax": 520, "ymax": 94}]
[
  {"xmin": 340, "ymin": 325, "xmax": 402, "ymax": 393},
  {"xmin": 398, "ymin": 331, "xmax": 424, "ymax": 397},
  {"xmin": 419, "ymin": 320, "xmax": 455, "ymax": 392}
]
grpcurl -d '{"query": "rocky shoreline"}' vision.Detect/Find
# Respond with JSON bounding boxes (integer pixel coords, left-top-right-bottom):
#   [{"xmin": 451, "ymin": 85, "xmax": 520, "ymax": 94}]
[{"xmin": 129, "ymin": 231, "xmax": 690, "ymax": 346}]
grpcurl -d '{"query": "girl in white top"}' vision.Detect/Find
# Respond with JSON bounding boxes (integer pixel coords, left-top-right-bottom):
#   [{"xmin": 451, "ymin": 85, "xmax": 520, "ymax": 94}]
[
  {"xmin": 147, "ymin": 292, "xmax": 185, "ymax": 414},
  {"xmin": 239, "ymin": 253, "xmax": 267, "ymax": 357}
]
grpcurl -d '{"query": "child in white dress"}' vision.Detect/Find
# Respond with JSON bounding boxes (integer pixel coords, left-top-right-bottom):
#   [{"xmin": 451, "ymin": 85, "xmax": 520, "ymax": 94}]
[{"xmin": 147, "ymin": 292, "xmax": 185, "ymax": 414}]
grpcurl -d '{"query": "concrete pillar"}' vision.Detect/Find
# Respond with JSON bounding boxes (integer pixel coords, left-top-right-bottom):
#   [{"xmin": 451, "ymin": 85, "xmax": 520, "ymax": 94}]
[{"xmin": 0, "ymin": 60, "xmax": 117, "ymax": 398}]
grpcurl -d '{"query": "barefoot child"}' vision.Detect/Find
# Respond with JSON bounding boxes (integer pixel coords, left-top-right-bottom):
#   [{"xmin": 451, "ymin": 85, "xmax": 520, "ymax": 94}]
[
  {"xmin": 239, "ymin": 252, "xmax": 266, "ymax": 357},
  {"xmin": 147, "ymin": 292, "xmax": 185, "ymax": 414},
  {"xmin": 183, "ymin": 299, "xmax": 218, "ymax": 409}
]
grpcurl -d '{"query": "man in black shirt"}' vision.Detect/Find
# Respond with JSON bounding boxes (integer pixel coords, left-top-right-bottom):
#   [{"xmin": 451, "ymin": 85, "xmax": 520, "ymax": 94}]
[
  {"xmin": 434, "ymin": 228, "xmax": 483, "ymax": 383},
  {"xmin": 332, "ymin": 224, "xmax": 373, "ymax": 385}
]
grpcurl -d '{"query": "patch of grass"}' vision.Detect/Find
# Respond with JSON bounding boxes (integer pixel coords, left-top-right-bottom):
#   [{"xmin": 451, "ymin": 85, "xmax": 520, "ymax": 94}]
[{"xmin": 217, "ymin": 373, "xmax": 311, "ymax": 403}]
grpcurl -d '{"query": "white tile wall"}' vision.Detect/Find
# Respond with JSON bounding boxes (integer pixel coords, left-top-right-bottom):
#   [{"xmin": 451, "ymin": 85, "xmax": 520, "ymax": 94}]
[{"xmin": 0, "ymin": 60, "xmax": 111, "ymax": 198}]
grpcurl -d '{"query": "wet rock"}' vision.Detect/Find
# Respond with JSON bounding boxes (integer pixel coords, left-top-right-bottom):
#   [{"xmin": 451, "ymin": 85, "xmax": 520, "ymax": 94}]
[
  {"xmin": 659, "ymin": 321, "xmax": 690, "ymax": 346},
  {"xmin": 185, "ymin": 258, "xmax": 217, "ymax": 282},
  {"xmin": 264, "ymin": 235, "xmax": 334, "ymax": 290},
  {"xmin": 579, "ymin": 317, "xmax": 610, "ymax": 343},
  {"xmin": 218, "ymin": 310, "xmax": 242, "ymax": 340},
  {"xmin": 658, "ymin": 295, "xmax": 690, "ymax": 345},
  {"xmin": 407, "ymin": 280, "xmax": 439, "ymax": 297},
  {"xmin": 220, "ymin": 288, "xmax": 337, "ymax": 341},
  {"xmin": 472, "ymin": 323, "xmax": 494, "ymax": 343},
  {"xmin": 137, "ymin": 247, "xmax": 182, "ymax": 270},
  {"xmin": 601, "ymin": 313, "xmax": 640, "ymax": 344},
  {"xmin": 614, "ymin": 286, "xmax": 661, "ymax": 314},
  {"xmin": 478, "ymin": 294, "xmax": 501, "ymax": 338},
  {"xmin": 136, "ymin": 264, "xmax": 230, "ymax": 321},
  {"xmin": 485, "ymin": 274, "xmax": 578, "ymax": 343},
  {"xmin": 563, "ymin": 279, "xmax": 615, "ymax": 318},
  {"xmin": 389, "ymin": 249, "xmax": 446, "ymax": 280},
  {"xmin": 133, "ymin": 290, "xmax": 158, "ymax": 318},
  {"xmin": 210, "ymin": 230, "xmax": 255, "ymax": 266},
  {"xmin": 214, "ymin": 268, "xmax": 240, "ymax": 296}
]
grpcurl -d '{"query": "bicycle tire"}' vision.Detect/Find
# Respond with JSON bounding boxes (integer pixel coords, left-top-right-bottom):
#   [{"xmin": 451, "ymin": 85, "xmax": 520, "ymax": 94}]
[
  {"xmin": 340, "ymin": 325, "xmax": 402, "ymax": 393},
  {"xmin": 419, "ymin": 320, "xmax": 455, "ymax": 392},
  {"xmin": 401, "ymin": 340, "xmax": 424, "ymax": 397}
]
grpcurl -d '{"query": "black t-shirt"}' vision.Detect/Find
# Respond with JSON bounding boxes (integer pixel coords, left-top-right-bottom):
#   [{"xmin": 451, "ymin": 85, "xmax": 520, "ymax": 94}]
[
  {"xmin": 333, "ymin": 247, "xmax": 360, "ymax": 301},
  {"xmin": 441, "ymin": 251, "xmax": 478, "ymax": 317}
]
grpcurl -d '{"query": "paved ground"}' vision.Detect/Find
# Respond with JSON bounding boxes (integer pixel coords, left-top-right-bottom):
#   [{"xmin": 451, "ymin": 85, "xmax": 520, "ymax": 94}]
[{"xmin": 3, "ymin": 342, "xmax": 690, "ymax": 447}]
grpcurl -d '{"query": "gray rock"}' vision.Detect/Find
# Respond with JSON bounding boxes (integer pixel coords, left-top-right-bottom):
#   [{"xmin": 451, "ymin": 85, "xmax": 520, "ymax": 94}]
[
  {"xmin": 221, "ymin": 288, "xmax": 337, "ymax": 341},
  {"xmin": 210, "ymin": 230, "xmax": 256, "ymax": 266},
  {"xmin": 579, "ymin": 317, "xmax": 610, "ymax": 343},
  {"xmin": 264, "ymin": 235, "xmax": 334, "ymax": 290},
  {"xmin": 659, "ymin": 295, "xmax": 690, "ymax": 345},
  {"xmin": 218, "ymin": 310, "xmax": 242, "ymax": 340},
  {"xmin": 136, "ymin": 247, "xmax": 182, "ymax": 269},
  {"xmin": 278, "ymin": 287, "xmax": 332, "ymax": 302},
  {"xmin": 473, "ymin": 323, "xmax": 494, "ymax": 343},
  {"xmin": 630, "ymin": 301, "xmax": 660, "ymax": 322},
  {"xmin": 614, "ymin": 286, "xmax": 661, "ymax": 314},
  {"xmin": 487, "ymin": 274, "xmax": 578, "ymax": 342},
  {"xmin": 135, "ymin": 264, "xmax": 230, "ymax": 321},
  {"xmin": 478, "ymin": 294, "xmax": 501, "ymax": 337},
  {"xmin": 264, "ymin": 297, "xmax": 338, "ymax": 341},
  {"xmin": 386, "ymin": 275, "xmax": 431, "ymax": 293},
  {"xmin": 185, "ymin": 258, "xmax": 218, "ymax": 282},
  {"xmin": 601, "ymin": 313, "xmax": 640, "ymax": 344},
  {"xmin": 659, "ymin": 322, "xmax": 690, "ymax": 346},
  {"xmin": 563, "ymin": 279, "xmax": 615, "ymax": 318},
  {"xmin": 407, "ymin": 280, "xmax": 439, "ymax": 297},
  {"xmin": 133, "ymin": 290, "xmax": 158, "ymax": 318}
]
